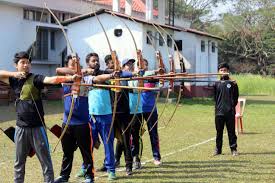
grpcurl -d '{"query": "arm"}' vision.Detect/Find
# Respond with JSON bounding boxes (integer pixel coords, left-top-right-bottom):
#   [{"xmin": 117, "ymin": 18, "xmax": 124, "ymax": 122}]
[
  {"xmin": 43, "ymin": 75, "xmax": 76, "ymax": 85},
  {"xmin": 93, "ymin": 74, "xmax": 114, "ymax": 84},
  {"xmin": 120, "ymin": 71, "xmax": 133, "ymax": 78},
  {"xmin": 0, "ymin": 70, "xmax": 27, "ymax": 84},
  {"xmin": 56, "ymin": 67, "xmax": 76, "ymax": 76},
  {"xmin": 144, "ymin": 70, "xmax": 156, "ymax": 77},
  {"xmin": 233, "ymin": 82, "xmax": 239, "ymax": 107},
  {"xmin": 213, "ymin": 82, "xmax": 217, "ymax": 102}
]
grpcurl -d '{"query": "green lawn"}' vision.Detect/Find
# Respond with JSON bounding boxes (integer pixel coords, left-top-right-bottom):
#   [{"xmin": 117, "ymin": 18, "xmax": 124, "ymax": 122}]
[
  {"xmin": 0, "ymin": 96, "xmax": 275, "ymax": 183},
  {"xmin": 232, "ymin": 74, "xmax": 275, "ymax": 96}
]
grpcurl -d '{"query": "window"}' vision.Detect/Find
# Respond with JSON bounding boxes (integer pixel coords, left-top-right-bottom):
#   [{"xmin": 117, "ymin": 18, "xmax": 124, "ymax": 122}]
[
  {"xmin": 167, "ymin": 35, "xmax": 172, "ymax": 47},
  {"xmin": 212, "ymin": 42, "xmax": 216, "ymax": 53},
  {"xmin": 51, "ymin": 14, "xmax": 56, "ymax": 24},
  {"xmin": 175, "ymin": 40, "xmax": 182, "ymax": 51},
  {"xmin": 159, "ymin": 33, "xmax": 164, "ymax": 46},
  {"xmin": 201, "ymin": 40, "xmax": 205, "ymax": 52},
  {"xmin": 50, "ymin": 31, "xmax": 55, "ymax": 50},
  {"xmin": 24, "ymin": 10, "xmax": 34, "ymax": 21},
  {"xmin": 23, "ymin": 9, "xmax": 48, "ymax": 23},
  {"xmin": 31, "ymin": 29, "xmax": 48, "ymax": 60},
  {"xmin": 146, "ymin": 31, "xmax": 153, "ymax": 45}
]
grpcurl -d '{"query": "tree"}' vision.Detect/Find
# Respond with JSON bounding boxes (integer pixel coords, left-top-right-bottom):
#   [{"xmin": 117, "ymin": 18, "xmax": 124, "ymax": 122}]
[
  {"xmin": 208, "ymin": 0, "xmax": 275, "ymax": 75},
  {"xmin": 173, "ymin": 0, "xmax": 225, "ymax": 28}
]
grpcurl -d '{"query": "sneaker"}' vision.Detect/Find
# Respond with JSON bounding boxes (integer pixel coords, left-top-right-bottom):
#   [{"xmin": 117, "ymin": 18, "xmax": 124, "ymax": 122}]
[
  {"xmin": 213, "ymin": 149, "xmax": 222, "ymax": 156},
  {"xmin": 54, "ymin": 176, "xmax": 69, "ymax": 183},
  {"xmin": 232, "ymin": 150, "xmax": 239, "ymax": 156},
  {"xmin": 108, "ymin": 172, "xmax": 117, "ymax": 181},
  {"xmin": 153, "ymin": 159, "xmax": 162, "ymax": 166},
  {"xmin": 133, "ymin": 161, "xmax": 141, "ymax": 170},
  {"xmin": 126, "ymin": 167, "xmax": 132, "ymax": 176},
  {"xmin": 83, "ymin": 175, "xmax": 94, "ymax": 183},
  {"xmin": 75, "ymin": 168, "xmax": 85, "ymax": 178},
  {"xmin": 97, "ymin": 165, "xmax": 107, "ymax": 172}
]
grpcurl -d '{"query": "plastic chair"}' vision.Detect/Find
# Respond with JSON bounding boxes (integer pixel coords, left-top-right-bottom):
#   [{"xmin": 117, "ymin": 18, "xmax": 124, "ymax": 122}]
[{"xmin": 235, "ymin": 98, "xmax": 246, "ymax": 135}]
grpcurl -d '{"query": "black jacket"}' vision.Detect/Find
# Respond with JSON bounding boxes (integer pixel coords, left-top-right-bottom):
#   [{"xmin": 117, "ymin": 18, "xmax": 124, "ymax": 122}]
[{"xmin": 214, "ymin": 80, "xmax": 239, "ymax": 116}]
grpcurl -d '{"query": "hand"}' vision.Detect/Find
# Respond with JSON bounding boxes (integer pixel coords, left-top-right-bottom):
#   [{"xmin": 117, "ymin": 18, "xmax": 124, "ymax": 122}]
[
  {"xmin": 110, "ymin": 71, "xmax": 121, "ymax": 79},
  {"xmin": 81, "ymin": 68, "xmax": 94, "ymax": 75},
  {"xmin": 13, "ymin": 72, "xmax": 27, "ymax": 79},
  {"xmin": 136, "ymin": 68, "xmax": 145, "ymax": 76},
  {"xmin": 71, "ymin": 74, "xmax": 82, "ymax": 82},
  {"xmin": 155, "ymin": 68, "xmax": 164, "ymax": 74}
]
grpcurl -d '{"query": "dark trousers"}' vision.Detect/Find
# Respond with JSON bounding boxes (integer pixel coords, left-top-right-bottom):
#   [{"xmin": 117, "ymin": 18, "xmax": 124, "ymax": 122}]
[
  {"xmin": 115, "ymin": 139, "xmax": 124, "ymax": 162},
  {"xmin": 60, "ymin": 123, "xmax": 94, "ymax": 179},
  {"xmin": 215, "ymin": 114, "xmax": 237, "ymax": 153},
  {"xmin": 115, "ymin": 113, "xmax": 133, "ymax": 169},
  {"xmin": 130, "ymin": 113, "xmax": 143, "ymax": 158},
  {"xmin": 143, "ymin": 111, "xmax": 161, "ymax": 160}
]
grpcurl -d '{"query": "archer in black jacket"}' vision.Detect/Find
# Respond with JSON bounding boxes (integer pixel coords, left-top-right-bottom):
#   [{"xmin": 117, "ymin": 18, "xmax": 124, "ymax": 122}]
[{"xmin": 214, "ymin": 63, "xmax": 239, "ymax": 156}]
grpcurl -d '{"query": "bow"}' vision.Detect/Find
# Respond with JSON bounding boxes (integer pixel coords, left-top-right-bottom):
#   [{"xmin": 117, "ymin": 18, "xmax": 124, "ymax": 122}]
[
  {"xmin": 93, "ymin": 11, "xmax": 121, "ymax": 143},
  {"xmin": 127, "ymin": 16, "xmax": 163, "ymax": 130},
  {"xmin": 150, "ymin": 23, "xmax": 172, "ymax": 125},
  {"xmin": 109, "ymin": 12, "xmax": 145, "ymax": 135},
  {"xmin": 44, "ymin": 3, "xmax": 81, "ymax": 152},
  {"xmin": 156, "ymin": 25, "xmax": 183, "ymax": 128}
]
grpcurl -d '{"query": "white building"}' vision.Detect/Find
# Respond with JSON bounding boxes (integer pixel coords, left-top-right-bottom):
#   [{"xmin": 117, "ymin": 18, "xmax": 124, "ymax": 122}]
[
  {"xmin": 0, "ymin": 0, "xmax": 222, "ymax": 97},
  {"xmin": 0, "ymin": 0, "xmax": 96, "ymax": 75},
  {"xmin": 63, "ymin": 8, "xmax": 221, "ymax": 97}
]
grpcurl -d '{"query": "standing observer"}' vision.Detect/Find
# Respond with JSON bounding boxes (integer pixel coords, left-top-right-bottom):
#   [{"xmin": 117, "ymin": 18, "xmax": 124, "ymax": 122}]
[{"xmin": 213, "ymin": 63, "xmax": 239, "ymax": 156}]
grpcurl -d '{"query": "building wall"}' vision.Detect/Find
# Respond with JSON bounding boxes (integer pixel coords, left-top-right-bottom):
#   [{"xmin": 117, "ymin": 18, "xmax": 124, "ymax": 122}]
[
  {"xmin": 141, "ymin": 24, "xmax": 175, "ymax": 71},
  {"xmin": 174, "ymin": 31, "xmax": 197, "ymax": 73},
  {"xmin": 174, "ymin": 31, "xmax": 218, "ymax": 89},
  {"xmin": 0, "ymin": 4, "xmax": 25, "ymax": 71},
  {"xmin": 0, "ymin": 0, "xmax": 94, "ymax": 14},
  {"xmin": 67, "ymin": 13, "xmax": 144, "ymax": 69},
  {"xmin": 0, "ymin": 2, "xmax": 69, "ymax": 76}
]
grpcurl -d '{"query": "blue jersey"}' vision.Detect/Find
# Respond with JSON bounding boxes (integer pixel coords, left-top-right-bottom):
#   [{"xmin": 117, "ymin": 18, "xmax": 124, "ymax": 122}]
[
  {"xmin": 88, "ymin": 89, "xmax": 112, "ymax": 115},
  {"xmin": 128, "ymin": 80, "xmax": 143, "ymax": 114},
  {"xmin": 84, "ymin": 75, "xmax": 112, "ymax": 115},
  {"xmin": 63, "ymin": 85, "xmax": 89, "ymax": 125},
  {"xmin": 142, "ymin": 71, "xmax": 158, "ymax": 112}
]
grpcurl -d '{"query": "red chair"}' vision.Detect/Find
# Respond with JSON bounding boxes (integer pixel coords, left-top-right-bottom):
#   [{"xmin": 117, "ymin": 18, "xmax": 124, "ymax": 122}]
[{"xmin": 235, "ymin": 98, "xmax": 246, "ymax": 135}]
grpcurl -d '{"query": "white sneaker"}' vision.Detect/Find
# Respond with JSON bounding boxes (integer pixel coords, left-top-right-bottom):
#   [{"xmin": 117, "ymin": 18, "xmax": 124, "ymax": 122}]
[
  {"xmin": 153, "ymin": 160, "xmax": 162, "ymax": 166},
  {"xmin": 232, "ymin": 150, "xmax": 239, "ymax": 156}
]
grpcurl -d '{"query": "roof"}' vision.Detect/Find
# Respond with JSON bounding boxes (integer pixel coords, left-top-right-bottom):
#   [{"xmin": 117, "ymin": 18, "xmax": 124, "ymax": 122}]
[
  {"xmin": 62, "ymin": 9, "xmax": 181, "ymax": 31},
  {"xmin": 62, "ymin": 9, "xmax": 223, "ymax": 40},
  {"xmin": 94, "ymin": 0, "xmax": 158, "ymax": 16}
]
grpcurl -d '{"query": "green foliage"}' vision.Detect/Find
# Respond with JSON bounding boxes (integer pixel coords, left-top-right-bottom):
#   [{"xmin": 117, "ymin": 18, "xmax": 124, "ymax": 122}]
[
  {"xmin": 233, "ymin": 74, "xmax": 275, "ymax": 96},
  {"xmin": 208, "ymin": 1, "xmax": 275, "ymax": 75}
]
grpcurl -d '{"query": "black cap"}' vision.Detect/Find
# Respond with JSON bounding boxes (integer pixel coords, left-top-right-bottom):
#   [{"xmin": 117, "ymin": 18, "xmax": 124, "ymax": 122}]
[
  {"xmin": 218, "ymin": 62, "xmax": 229, "ymax": 70},
  {"xmin": 104, "ymin": 54, "xmax": 112, "ymax": 64}
]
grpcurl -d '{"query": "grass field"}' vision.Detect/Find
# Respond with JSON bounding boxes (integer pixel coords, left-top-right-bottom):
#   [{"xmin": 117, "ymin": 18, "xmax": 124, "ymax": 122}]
[
  {"xmin": 232, "ymin": 74, "xmax": 275, "ymax": 96},
  {"xmin": 0, "ymin": 95, "xmax": 274, "ymax": 183}
]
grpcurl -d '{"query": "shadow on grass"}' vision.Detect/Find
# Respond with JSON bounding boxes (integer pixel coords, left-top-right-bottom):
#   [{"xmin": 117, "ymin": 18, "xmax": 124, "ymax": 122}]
[
  {"xmin": 120, "ymin": 159, "xmax": 274, "ymax": 181},
  {"xmin": 240, "ymin": 152, "xmax": 275, "ymax": 155},
  {"xmin": 240, "ymin": 132, "xmax": 261, "ymax": 135}
]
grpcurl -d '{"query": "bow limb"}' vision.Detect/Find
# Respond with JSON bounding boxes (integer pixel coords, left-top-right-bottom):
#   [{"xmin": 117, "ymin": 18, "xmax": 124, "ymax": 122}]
[
  {"xmin": 93, "ymin": 12, "xmax": 120, "ymax": 143},
  {"xmin": 151, "ymin": 23, "xmax": 174, "ymax": 123},
  {"xmin": 127, "ymin": 16, "xmax": 165, "ymax": 134},
  {"xmin": 156, "ymin": 25, "xmax": 183, "ymax": 127},
  {"xmin": 110, "ymin": 12, "xmax": 144, "ymax": 135},
  {"xmin": 44, "ymin": 3, "xmax": 80, "ymax": 152}
]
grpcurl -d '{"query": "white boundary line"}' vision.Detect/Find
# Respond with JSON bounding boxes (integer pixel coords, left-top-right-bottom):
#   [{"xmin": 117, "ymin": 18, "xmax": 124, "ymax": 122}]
[{"xmin": 95, "ymin": 136, "xmax": 216, "ymax": 179}]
